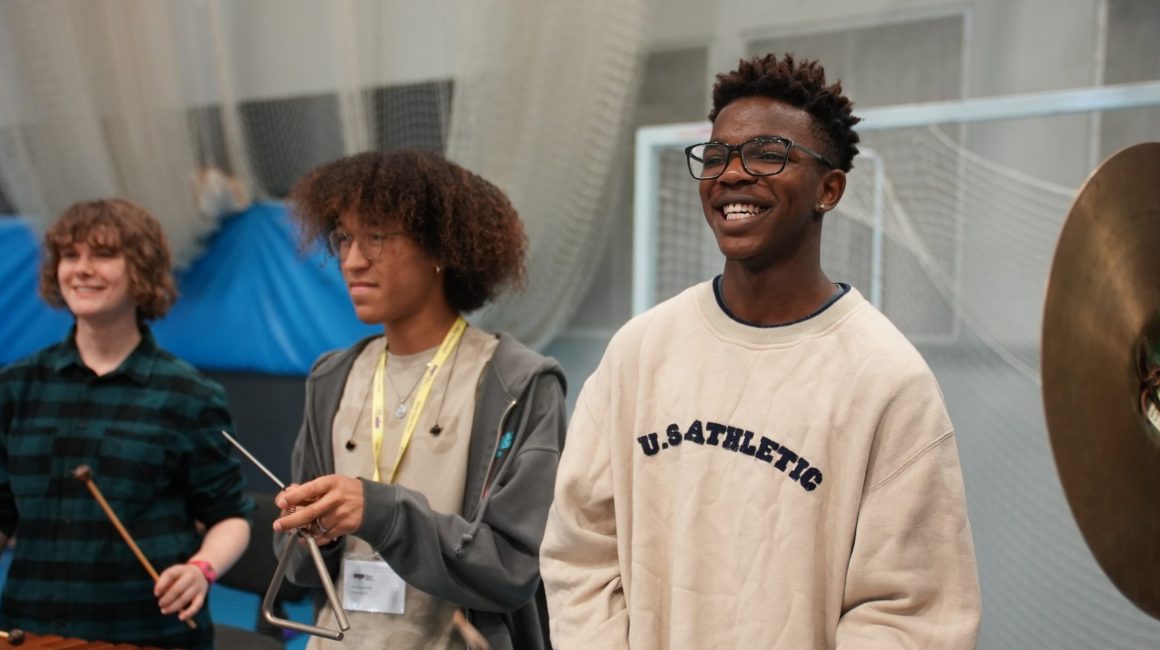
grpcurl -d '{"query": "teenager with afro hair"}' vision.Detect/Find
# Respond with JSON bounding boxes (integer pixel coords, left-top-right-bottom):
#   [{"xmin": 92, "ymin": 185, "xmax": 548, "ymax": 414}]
[
  {"xmin": 273, "ymin": 149, "xmax": 566, "ymax": 650},
  {"xmin": 542, "ymin": 53, "xmax": 981, "ymax": 648}
]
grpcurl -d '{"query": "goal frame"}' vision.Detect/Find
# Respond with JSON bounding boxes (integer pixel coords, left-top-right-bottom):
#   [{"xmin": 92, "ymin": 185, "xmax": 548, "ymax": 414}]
[{"xmin": 632, "ymin": 80, "xmax": 1160, "ymax": 315}]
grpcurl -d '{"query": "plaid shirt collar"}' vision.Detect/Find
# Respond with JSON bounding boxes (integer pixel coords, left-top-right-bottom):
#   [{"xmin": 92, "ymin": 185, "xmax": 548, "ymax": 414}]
[{"xmin": 50, "ymin": 325, "xmax": 160, "ymax": 385}]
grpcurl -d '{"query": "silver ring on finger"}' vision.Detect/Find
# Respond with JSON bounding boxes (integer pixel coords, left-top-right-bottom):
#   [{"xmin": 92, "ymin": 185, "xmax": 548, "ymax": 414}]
[{"xmin": 315, "ymin": 517, "xmax": 331, "ymax": 535}]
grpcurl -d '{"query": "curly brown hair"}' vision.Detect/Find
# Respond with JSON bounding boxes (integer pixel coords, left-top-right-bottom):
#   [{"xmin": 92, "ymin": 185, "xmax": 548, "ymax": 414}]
[
  {"xmin": 288, "ymin": 149, "xmax": 527, "ymax": 313},
  {"xmin": 39, "ymin": 199, "xmax": 177, "ymax": 321},
  {"xmin": 709, "ymin": 53, "xmax": 861, "ymax": 172}
]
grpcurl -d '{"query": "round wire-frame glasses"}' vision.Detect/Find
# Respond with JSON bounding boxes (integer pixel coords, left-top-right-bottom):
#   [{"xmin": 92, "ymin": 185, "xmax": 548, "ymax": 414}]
[{"xmin": 326, "ymin": 230, "xmax": 404, "ymax": 261}]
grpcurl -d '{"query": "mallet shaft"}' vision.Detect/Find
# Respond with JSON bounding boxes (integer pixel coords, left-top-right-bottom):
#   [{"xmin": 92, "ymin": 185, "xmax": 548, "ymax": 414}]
[{"xmin": 73, "ymin": 465, "xmax": 197, "ymax": 630}]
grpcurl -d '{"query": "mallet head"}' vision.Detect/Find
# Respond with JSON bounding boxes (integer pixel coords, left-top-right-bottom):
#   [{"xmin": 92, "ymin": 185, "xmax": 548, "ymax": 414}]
[{"xmin": 73, "ymin": 465, "xmax": 93, "ymax": 483}]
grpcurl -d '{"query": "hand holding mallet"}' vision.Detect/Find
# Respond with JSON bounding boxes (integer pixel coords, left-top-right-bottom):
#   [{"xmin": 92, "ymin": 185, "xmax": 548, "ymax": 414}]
[{"xmin": 73, "ymin": 465, "xmax": 197, "ymax": 630}]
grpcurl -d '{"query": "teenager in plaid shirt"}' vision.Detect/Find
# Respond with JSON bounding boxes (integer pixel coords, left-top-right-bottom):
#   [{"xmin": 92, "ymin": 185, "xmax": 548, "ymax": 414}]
[{"xmin": 0, "ymin": 199, "xmax": 253, "ymax": 649}]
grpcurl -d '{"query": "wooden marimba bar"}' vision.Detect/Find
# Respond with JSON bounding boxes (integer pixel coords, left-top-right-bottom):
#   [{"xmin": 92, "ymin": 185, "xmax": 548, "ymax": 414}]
[{"xmin": 0, "ymin": 631, "xmax": 158, "ymax": 649}]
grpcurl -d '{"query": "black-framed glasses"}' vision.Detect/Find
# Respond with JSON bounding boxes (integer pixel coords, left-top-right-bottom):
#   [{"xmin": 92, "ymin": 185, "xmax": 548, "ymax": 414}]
[
  {"xmin": 326, "ymin": 229, "xmax": 404, "ymax": 261},
  {"xmin": 685, "ymin": 137, "xmax": 834, "ymax": 180}
]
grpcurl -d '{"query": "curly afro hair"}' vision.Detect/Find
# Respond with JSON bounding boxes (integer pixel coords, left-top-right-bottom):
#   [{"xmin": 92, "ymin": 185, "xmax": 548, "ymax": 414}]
[
  {"xmin": 709, "ymin": 53, "xmax": 861, "ymax": 172},
  {"xmin": 289, "ymin": 149, "xmax": 527, "ymax": 313},
  {"xmin": 39, "ymin": 198, "xmax": 177, "ymax": 321}
]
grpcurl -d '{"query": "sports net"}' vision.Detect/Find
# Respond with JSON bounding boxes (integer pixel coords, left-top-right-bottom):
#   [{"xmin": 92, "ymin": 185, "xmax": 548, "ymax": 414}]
[
  {"xmin": 648, "ymin": 122, "xmax": 1075, "ymax": 357},
  {"xmin": 0, "ymin": 0, "xmax": 653, "ymax": 349}
]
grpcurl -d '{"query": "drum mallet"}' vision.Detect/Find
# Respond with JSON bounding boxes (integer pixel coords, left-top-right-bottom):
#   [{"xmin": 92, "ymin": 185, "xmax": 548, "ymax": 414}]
[{"xmin": 73, "ymin": 465, "xmax": 197, "ymax": 630}]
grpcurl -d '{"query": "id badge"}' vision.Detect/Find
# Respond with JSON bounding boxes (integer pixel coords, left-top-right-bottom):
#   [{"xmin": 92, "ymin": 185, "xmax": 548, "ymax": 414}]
[{"xmin": 342, "ymin": 553, "xmax": 406, "ymax": 614}]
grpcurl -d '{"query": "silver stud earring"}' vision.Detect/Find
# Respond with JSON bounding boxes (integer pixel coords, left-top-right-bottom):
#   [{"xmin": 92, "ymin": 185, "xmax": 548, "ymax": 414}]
[{"xmin": 435, "ymin": 265, "xmax": 442, "ymax": 273}]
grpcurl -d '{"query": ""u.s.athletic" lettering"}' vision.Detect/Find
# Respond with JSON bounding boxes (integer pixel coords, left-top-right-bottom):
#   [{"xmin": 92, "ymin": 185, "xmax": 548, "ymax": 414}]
[{"xmin": 635, "ymin": 419, "xmax": 823, "ymax": 492}]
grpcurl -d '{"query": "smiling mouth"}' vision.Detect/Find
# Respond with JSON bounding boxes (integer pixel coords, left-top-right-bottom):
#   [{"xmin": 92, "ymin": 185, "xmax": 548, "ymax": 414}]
[{"xmin": 721, "ymin": 202, "xmax": 767, "ymax": 221}]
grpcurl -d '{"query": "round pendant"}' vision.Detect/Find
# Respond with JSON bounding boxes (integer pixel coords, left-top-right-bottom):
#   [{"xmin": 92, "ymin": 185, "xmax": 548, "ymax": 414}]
[{"xmin": 394, "ymin": 402, "xmax": 407, "ymax": 419}]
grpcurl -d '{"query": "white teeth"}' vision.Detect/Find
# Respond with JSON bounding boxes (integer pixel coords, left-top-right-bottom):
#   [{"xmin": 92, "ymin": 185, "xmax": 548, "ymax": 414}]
[{"xmin": 722, "ymin": 203, "xmax": 762, "ymax": 221}]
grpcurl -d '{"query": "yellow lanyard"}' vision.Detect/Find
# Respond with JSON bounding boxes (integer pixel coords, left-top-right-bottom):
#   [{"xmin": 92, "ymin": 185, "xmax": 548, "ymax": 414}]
[{"xmin": 370, "ymin": 316, "xmax": 467, "ymax": 483}]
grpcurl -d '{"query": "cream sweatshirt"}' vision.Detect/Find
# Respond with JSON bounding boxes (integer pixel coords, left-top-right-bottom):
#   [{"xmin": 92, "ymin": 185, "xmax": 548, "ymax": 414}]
[{"xmin": 541, "ymin": 281, "xmax": 981, "ymax": 649}]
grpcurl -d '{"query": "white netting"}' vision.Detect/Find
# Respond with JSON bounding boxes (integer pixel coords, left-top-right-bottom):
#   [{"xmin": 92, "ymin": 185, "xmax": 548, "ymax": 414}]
[
  {"xmin": 0, "ymin": 0, "xmax": 217, "ymax": 267},
  {"xmin": 0, "ymin": 0, "xmax": 651, "ymax": 349},
  {"xmin": 447, "ymin": 1, "xmax": 651, "ymax": 348},
  {"xmin": 649, "ymin": 124, "xmax": 1076, "ymax": 358},
  {"xmin": 642, "ymin": 112, "xmax": 1160, "ymax": 647}
]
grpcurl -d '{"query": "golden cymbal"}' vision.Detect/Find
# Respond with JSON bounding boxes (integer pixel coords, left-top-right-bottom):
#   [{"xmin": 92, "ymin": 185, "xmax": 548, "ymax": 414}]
[{"xmin": 1042, "ymin": 141, "xmax": 1160, "ymax": 619}]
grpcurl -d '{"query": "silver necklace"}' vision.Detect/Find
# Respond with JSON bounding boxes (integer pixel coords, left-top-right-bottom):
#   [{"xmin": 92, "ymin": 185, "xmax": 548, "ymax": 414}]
[{"xmin": 386, "ymin": 363, "xmax": 428, "ymax": 419}]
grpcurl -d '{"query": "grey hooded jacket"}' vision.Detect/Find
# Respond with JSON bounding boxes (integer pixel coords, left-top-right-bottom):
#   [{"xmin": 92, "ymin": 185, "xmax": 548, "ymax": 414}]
[{"xmin": 276, "ymin": 332, "xmax": 567, "ymax": 649}]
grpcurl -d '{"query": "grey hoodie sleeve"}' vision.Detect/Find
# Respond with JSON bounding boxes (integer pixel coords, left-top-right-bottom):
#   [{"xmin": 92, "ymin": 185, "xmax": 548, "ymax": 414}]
[
  {"xmin": 272, "ymin": 417, "xmax": 347, "ymax": 587},
  {"xmin": 356, "ymin": 372, "xmax": 567, "ymax": 612},
  {"xmin": 274, "ymin": 357, "xmax": 348, "ymax": 587}
]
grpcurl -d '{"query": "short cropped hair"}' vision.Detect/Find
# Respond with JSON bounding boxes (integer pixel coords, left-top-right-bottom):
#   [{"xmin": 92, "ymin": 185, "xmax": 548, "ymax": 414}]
[
  {"xmin": 289, "ymin": 149, "xmax": 527, "ymax": 313},
  {"xmin": 709, "ymin": 53, "xmax": 861, "ymax": 172},
  {"xmin": 39, "ymin": 199, "xmax": 177, "ymax": 320}
]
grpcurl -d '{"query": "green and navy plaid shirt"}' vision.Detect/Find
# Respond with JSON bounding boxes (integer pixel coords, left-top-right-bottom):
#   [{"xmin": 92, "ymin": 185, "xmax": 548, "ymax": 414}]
[{"xmin": 0, "ymin": 328, "xmax": 253, "ymax": 649}]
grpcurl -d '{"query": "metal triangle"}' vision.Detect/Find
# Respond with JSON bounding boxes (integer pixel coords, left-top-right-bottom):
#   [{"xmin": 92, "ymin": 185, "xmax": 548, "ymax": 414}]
[{"xmin": 262, "ymin": 529, "xmax": 351, "ymax": 641}]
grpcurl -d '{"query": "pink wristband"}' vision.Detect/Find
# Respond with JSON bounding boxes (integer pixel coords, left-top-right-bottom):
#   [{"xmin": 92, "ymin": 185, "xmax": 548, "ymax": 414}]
[{"xmin": 188, "ymin": 560, "xmax": 217, "ymax": 584}]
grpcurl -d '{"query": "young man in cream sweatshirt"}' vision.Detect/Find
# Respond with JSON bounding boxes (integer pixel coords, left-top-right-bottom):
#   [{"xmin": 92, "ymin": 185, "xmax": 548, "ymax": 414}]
[{"xmin": 540, "ymin": 53, "xmax": 982, "ymax": 649}]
